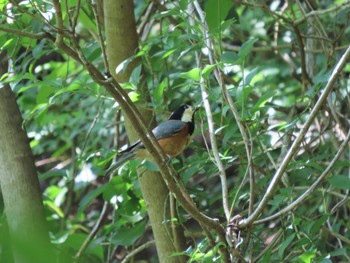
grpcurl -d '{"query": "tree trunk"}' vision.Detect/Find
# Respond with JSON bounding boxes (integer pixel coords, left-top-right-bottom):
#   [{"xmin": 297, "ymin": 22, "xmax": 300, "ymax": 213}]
[
  {"xmin": 0, "ymin": 54, "xmax": 54, "ymax": 263},
  {"xmin": 103, "ymin": 1, "xmax": 186, "ymax": 262}
]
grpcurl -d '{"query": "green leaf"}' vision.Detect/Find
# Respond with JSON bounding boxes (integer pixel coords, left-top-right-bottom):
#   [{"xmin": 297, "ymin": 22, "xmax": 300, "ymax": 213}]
[
  {"xmin": 221, "ymin": 39, "xmax": 257, "ymax": 66},
  {"xmin": 37, "ymin": 85, "xmax": 56, "ymax": 104},
  {"xmin": 110, "ymin": 221, "xmax": 146, "ymax": 246},
  {"xmin": 53, "ymin": 83, "xmax": 80, "ymax": 98},
  {"xmin": 310, "ymin": 214, "xmax": 328, "ymax": 236},
  {"xmin": 329, "ymin": 175, "xmax": 350, "ymax": 190},
  {"xmin": 78, "ymin": 184, "xmax": 108, "ymax": 213},
  {"xmin": 0, "ymin": 0, "xmax": 9, "ymax": 10},
  {"xmin": 130, "ymin": 64, "xmax": 142, "ymax": 84},
  {"xmin": 205, "ymin": 0, "xmax": 234, "ymax": 33},
  {"xmin": 268, "ymin": 194, "xmax": 286, "ymax": 208},
  {"xmin": 161, "ymin": 48, "xmax": 177, "ymax": 59},
  {"xmin": 278, "ymin": 233, "xmax": 295, "ymax": 258},
  {"xmin": 141, "ymin": 160, "xmax": 160, "ymax": 172},
  {"xmin": 43, "ymin": 200, "xmax": 64, "ymax": 218},
  {"xmin": 257, "ymin": 251, "xmax": 271, "ymax": 263},
  {"xmin": 221, "ymin": 51, "xmax": 240, "ymax": 65},
  {"xmin": 251, "ymin": 91, "xmax": 275, "ymax": 114},
  {"xmin": 180, "ymin": 67, "xmax": 200, "ymax": 81},
  {"xmin": 329, "ymin": 248, "xmax": 347, "ymax": 257},
  {"xmin": 298, "ymin": 249, "xmax": 317, "ymax": 263},
  {"xmin": 244, "ymin": 67, "xmax": 259, "ymax": 86},
  {"xmin": 334, "ymin": 161, "xmax": 350, "ymax": 169},
  {"xmin": 238, "ymin": 38, "xmax": 258, "ymax": 60},
  {"xmin": 202, "ymin": 64, "xmax": 216, "ymax": 78},
  {"xmin": 154, "ymin": 79, "xmax": 166, "ymax": 103},
  {"xmin": 102, "ymin": 176, "xmax": 130, "ymax": 201},
  {"xmin": 179, "ymin": 0, "xmax": 188, "ymax": 10},
  {"xmin": 116, "ymin": 56, "xmax": 136, "ymax": 75},
  {"xmin": 128, "ymin": 91, "xmax": 140, "ymax": 102}
]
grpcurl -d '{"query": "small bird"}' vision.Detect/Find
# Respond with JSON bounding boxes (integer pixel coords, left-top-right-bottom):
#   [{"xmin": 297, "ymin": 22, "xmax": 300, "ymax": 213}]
[{"xmin": 106, "ymin": 105, "xmax": 197, "ymax": 176}]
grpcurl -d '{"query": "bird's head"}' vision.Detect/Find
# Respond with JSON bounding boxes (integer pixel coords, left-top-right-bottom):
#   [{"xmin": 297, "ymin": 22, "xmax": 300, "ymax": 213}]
[{"xmin": 169, "ymin": 105, "xmax": 196, "ymax": 122}]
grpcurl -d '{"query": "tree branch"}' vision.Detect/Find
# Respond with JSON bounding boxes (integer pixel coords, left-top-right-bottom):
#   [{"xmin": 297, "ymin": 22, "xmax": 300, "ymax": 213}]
[{"xmin": 0, "ymin": 26, "xmax": 47, "ymax": 39}]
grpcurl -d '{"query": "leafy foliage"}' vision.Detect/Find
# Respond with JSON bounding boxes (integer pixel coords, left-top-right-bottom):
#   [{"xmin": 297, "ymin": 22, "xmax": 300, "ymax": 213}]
[{"xmin": 1, "ymin": 0, "xmax": 350, "ymax": 262}]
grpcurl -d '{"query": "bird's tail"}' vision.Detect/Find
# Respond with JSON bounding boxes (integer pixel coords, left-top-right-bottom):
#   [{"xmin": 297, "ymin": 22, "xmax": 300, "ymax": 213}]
[{"xmin": 105, "ymin": 151, "xmax": 135, "ymax": 177}]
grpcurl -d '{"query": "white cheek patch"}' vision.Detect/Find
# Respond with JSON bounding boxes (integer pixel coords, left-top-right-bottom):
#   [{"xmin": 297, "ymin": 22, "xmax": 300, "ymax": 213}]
[{"xmin": 181, "ymin": 107, "xmax": 194, "ymax": 122}]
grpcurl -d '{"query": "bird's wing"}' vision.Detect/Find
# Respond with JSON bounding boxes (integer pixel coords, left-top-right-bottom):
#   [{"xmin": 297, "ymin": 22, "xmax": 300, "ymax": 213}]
[
  {"xmin": 152, "ymin": 120, "xmax": 186, "ymax": 139},
  {"xmin": 120, "ymin": 120, "xmax": 185, "ymax": 152}
]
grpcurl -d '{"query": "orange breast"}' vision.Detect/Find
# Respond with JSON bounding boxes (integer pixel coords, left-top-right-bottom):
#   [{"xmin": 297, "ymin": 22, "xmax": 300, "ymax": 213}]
[{"xmin": 157, "ymin": 125, "xmax": 190, "ymax": 157}]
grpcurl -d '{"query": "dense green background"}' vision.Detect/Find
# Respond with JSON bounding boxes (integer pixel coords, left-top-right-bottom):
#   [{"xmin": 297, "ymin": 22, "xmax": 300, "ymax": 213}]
[{"xmin": 0, "ymin": 0, "xmax": 350, "ymax": 262}]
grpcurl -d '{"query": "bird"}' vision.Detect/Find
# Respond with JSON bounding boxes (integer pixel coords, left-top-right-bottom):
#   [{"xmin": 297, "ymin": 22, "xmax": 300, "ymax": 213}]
[{"xmin": 105, "ymin": 104, "xmax": 197, "ymax": 176}]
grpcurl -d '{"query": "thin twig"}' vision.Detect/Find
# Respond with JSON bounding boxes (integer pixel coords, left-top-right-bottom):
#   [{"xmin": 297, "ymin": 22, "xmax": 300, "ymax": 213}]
[
  {"xmin": 80, "ymin": 100, "xmax": 103, "ymax": 156},
  {"xmin": 72, "ymin": 0, "xmax": 82, "ymax": 31},
  {"xmin": 291, "ymin": 22, "xmax": 313, "ymax": 85},
  {"xmin": 121, "ymin": 240, "xmax": 156, "ymax": 263},
  {"xmin": 323, "ymin": 227, "xmax": 350, "ymax": 246},
  {"xmin": 75, "ymin": 201, "xmax": 110, "ymax": 259},
  {"xmin": 294, "ymin": 1, "xmax": 350, "ymax": 25},
  {"xmin": 10, "ymin": 0, "xmax": 50, "ymax": 25},
  {"xmin": 52, "ymin": 0, "xmax": 64, "ymax": 44},
  {"xmin": 28, "ymin": 0, "xmax": 52, "ymax": 25},
  {"xmin": 239, "ymin": 43, "xmax": 350, "ymax": 228},
  {"xmin": 0, "ymin": 26, "xmax": 47, "ymax": 39},
  {"xmin": 89, "ymin": 0, "xmax": 109, "ymax": 74},
  {"xmin": 224, "ymin": 43, "xmax": 348, "ymax": 54},
  {"xmin": 253, "ymin": 229, "xmax": 283, "ymax": 263}
]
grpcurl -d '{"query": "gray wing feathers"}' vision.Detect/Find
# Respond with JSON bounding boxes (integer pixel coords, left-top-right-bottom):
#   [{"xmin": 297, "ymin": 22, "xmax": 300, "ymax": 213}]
[{"xmin": 152, "ymin": 120, "xmax": 186, "ymax": 139}]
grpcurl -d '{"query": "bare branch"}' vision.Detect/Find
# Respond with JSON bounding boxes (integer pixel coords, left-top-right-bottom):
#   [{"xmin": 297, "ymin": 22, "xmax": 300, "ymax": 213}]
[
  {"xmin": 121, "ymin": 240, "xmax": 156, "ymax": 263},
  {"xmin": 75, "ymin": 201, "xmax": 109, "ymax": 259},
  {"xmin": 0, "ymin": 26, "xmax": 47, "ymax": 39}
]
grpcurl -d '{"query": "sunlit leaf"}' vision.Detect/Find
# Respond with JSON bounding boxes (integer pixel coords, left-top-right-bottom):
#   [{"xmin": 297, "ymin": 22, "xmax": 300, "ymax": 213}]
[
  {"xmin": 202, "ymin": 64, "xmax": 216, "ymax": 78},
  {"xmin": 298, "ymin": 249, "xmax": 317, "ymax": 263},
  {"xmin": 180, "ymin": 67, "xmax": 200, "ymax": 81}
]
